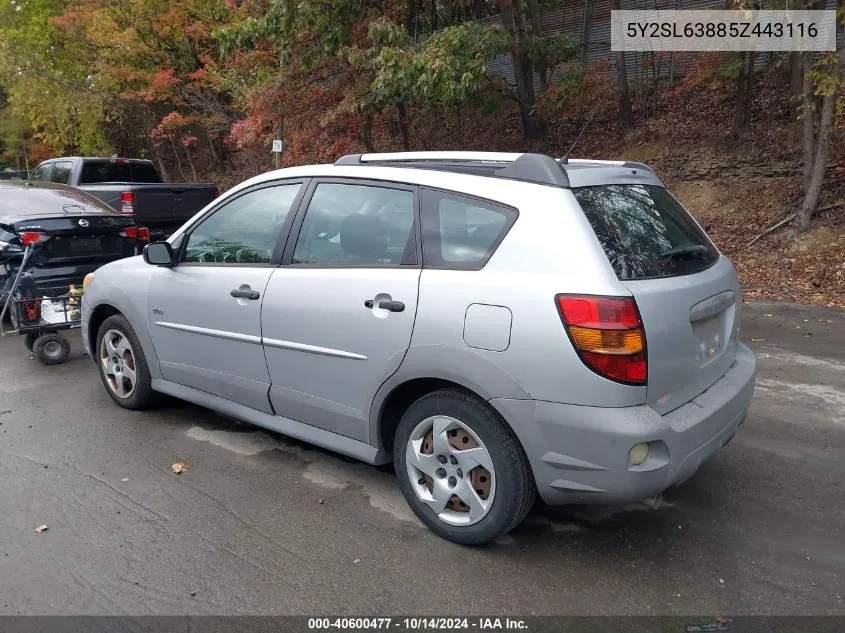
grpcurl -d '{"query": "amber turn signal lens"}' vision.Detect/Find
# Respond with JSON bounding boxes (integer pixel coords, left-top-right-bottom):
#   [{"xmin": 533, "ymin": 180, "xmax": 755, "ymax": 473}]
[{"xmin": 568, "ymin": 325, "xmax": 645, "ymax": 355}]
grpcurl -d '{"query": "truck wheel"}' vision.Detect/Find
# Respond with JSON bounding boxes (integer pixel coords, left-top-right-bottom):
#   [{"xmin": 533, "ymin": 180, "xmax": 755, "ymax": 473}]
[
  {"xmin": 96, "ymin": 314, "xmax": 156, "ymax": 410},
  {"xmin": 393, "ymin": 389, "xmax": 537, "ymax": 545},
  {"xmin": 33, "ymin": 333, "xmax": 71, "ymax": 365}
]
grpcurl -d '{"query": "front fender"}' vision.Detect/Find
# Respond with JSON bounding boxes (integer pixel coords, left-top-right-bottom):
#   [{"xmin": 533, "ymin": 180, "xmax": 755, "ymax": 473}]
[{"xmin": 83, "ymin": 258, "xmax": 161, "ymax": 379}]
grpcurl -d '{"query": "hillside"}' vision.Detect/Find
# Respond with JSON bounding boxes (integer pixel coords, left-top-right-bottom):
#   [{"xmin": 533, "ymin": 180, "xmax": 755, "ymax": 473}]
[{"xmin": 343, "ymin": 69, "xmax": 844, "ymax": 307}]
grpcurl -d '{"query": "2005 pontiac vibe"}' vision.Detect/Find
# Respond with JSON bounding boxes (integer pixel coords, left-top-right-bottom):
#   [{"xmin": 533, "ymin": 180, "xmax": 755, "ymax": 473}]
[{"xmin": 81, "ymin": 152, "xmax": 756, "ymax": 545}]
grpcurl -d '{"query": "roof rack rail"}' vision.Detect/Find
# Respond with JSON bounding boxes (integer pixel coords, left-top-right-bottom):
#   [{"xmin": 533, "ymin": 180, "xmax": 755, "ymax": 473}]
[
  {"xmin": 334, "ymin": 152, "xmax": 570, "ymax": 187},
  {"xmin": 558, "ymin": 157, "xmax": 654, "ymax": 173}
]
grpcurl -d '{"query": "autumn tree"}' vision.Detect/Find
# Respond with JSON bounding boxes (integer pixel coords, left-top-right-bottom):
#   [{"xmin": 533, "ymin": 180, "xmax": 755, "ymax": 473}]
[
  {"xmin": 793, "ymin": 15, "xmax": 844, "ymax": 234},
  {"xmin": 611, "ymin": 0, "xmax": 633, "ymax": 129},
  {"xmin": 0, "ymin": 0, "xmax": 108, "ymax": 154}
]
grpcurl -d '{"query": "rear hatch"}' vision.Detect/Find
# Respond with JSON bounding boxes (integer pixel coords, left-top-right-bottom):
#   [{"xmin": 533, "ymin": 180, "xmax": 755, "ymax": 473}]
[{"xmin": 573, "ymin": 183, "xmax": 740, "ymax": 415}]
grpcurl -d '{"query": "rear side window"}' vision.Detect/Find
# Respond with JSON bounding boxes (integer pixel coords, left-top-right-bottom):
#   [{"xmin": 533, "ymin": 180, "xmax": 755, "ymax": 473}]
[
  {"xmin": 80, "ymin": 161, "xmax": 161, "ymax": 184},
  {"xmin": 421, "ymin": 189, "xmax": 516, "ymax": 269},
  {"xmin": 573, "ymin": 184, "xmax": 719, "ymax": 280}
]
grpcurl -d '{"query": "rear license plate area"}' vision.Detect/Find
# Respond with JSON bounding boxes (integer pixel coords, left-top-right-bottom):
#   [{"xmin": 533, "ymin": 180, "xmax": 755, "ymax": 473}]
[
  {"xmin": 69, "ymin": 237, "xmax": 100, "ymax": 253},
  {"xmin": 691, "ymin": 312, "xmax": 728, "ymax": 365}
]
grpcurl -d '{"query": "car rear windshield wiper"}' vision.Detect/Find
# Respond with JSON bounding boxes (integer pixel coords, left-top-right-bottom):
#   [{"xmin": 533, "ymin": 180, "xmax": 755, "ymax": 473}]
[{"xmin": 658, "ymin": 244, "xmax": 709, "ymax": 259}]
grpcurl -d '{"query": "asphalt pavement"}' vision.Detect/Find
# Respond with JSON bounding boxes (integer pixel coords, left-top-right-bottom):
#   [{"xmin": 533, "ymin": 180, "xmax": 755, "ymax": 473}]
[{"xmin": 0, "ymin": 301, "xmax": 843, "ymax": 615}]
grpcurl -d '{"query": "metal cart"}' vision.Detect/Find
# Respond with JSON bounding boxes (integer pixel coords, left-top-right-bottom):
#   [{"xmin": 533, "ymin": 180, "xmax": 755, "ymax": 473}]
[{"xmin": 1, "ymin": 244, "xmax": 82, "ymax": 365}]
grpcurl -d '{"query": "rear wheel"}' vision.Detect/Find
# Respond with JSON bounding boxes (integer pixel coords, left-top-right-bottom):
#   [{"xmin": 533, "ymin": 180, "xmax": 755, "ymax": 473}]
[
  {"xmin": 32, "ymin": 333, "xmax": 71, "ymax": 365},
  {"xmin": 394, "ymin": 389, "xmax": 536, "ymax": 545},
  {"xmin": 96, "ymin": 314, "xmax": 156, "ymax": 410}
]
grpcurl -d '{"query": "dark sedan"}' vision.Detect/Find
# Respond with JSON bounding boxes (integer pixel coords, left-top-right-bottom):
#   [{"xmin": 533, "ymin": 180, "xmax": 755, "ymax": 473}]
[{"xmin": 1, "ymin": 180, "xmax": 145, "ymax": 302}]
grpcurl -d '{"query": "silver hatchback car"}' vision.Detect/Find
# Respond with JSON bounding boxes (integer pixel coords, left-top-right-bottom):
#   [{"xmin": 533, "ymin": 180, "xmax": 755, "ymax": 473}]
[{"xmin": 81, "ymin": 152, "xmax": 756, "ymax": 545}]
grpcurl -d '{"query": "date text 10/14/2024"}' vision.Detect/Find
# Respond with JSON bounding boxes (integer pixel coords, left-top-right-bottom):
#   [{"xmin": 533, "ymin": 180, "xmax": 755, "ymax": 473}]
[{"xmin": 308, "ymin": 618, "xmax": 529, "ymax": 630}]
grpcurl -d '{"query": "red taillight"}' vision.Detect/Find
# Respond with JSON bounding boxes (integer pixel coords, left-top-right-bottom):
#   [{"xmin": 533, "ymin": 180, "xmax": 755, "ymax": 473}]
[
  {"xmin": 119, "ymin": 191, "xmax": 135, "ymax": 215},
  {"xmin": 557, "ymin": 294, "xmax": 647, "ymax": 385},
  {"xmin": 120, "ymin": 226, "xmax": 149, "ymax": 242},
  {"xmin": 558, "ymin": 296, "xmax": 641, "ymax": 329},
  {"xmin": 19, "ymin": 231, "xmax": 48, "ymax": 246}
]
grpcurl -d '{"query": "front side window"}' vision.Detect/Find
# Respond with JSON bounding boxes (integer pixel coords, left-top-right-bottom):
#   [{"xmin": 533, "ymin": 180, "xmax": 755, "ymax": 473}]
[
  {"xmin": 183, "ymin": 184, "xmax": 302, "ymax": 264},
  {"xmin": 29, "ymin": 164, "xmax": 51, "ymax": 181},
  {"xmin": 292, "ymin": 183, "xmax": 415, "ymax": 266},
  {"xmin": 420, "ymin": 189, "xmax": 517, "ymax": 269},
  {"xmin": 50, "ymin": 161, "xmax": 73, "ymax": 185}
]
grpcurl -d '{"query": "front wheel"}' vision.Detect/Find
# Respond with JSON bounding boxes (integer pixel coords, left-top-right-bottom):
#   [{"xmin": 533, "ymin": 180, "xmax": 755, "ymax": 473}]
[
  {"xmin": 394, "ymin": 389, "xmax": 536, "ymax": 545},
  {"xmin": 96, "ymin": 314, "xmax": 156, "ymax": 410}
]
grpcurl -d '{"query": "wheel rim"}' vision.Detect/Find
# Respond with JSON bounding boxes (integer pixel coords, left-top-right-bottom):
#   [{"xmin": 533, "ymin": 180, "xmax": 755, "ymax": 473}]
[
  {"xmin": 43, "ymin": 340, "xmax": 63, "ymax": 358},
  {"xmin": 99, "ymin": 329, "xmax": 137, "ymax": 399},
  {"xmin": 405, "ymin": 415, "xmax": 496, "ymax": 527}
]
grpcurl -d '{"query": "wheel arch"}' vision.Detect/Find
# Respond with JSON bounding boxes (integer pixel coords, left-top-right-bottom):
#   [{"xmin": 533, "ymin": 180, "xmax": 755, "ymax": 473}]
[
  {"xmin": 87, "ymin": 303, "xmax": 122, "ymax": 355},
  {"xmin": 84, "ymin": 289, "xmax": 162, "ymax": 380},
  {"xmin": 370, "ymin": 344, "xmax": 532, "ymax": 456}
]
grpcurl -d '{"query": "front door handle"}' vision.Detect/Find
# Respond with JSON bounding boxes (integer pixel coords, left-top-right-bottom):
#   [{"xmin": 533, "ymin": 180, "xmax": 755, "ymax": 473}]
[
  {"xmin": 364, "ymin": 298, "xmax": 405, "ymax": 312},
  {"xmin": 231, "ymin": 289, "xmax": 260, "ymax": 300}
]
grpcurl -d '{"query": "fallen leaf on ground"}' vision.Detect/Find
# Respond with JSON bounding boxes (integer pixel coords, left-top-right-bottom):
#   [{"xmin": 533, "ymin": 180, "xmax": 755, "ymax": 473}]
[
  {"xmin": 818, "ymin": 319, "xmax": 833, "ymax": 324},
  {"xmin": 34, "ymin": 525, "xmax": 49, "ymax": 533},
  {"xmin": 171, "ymin": 462, "xmax": 188, "ymax": 474},
  {"xmin": 715, "ymin": 615, "xmax": 732, "ymax": 624}
]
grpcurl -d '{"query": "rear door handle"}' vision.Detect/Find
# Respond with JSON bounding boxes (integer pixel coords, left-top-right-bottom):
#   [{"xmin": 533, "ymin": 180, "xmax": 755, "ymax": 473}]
[
  {"xmin": 365, "ymin": 299, "xmax": 405, "ymax": 312},
  {"xmin": 231, "ymin": 289, "xmax": 260, "ymax": 300}
]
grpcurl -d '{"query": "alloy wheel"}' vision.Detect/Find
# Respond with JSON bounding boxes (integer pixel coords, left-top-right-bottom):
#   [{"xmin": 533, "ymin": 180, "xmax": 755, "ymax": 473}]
[{"xmin": 99, "ymin": 329, "xmax": 137, "ymax": 399}]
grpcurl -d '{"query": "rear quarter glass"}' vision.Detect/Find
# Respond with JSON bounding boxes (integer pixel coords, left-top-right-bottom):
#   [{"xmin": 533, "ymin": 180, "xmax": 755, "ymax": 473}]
[{"xmin": 572, "ymin": 184, "xmax": 719, "ymax": 281}]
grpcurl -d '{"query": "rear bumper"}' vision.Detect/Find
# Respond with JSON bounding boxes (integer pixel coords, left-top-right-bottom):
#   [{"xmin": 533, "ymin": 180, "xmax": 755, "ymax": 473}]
[{"xmin": 491, "ymin": 342, "xmax": 756, "ymax": 506}]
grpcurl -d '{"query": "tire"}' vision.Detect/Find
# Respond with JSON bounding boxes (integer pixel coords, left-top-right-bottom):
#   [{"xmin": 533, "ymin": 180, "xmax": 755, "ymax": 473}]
[
  {"xmin": 33, "ymin": 333, "xmax": 71, "ymax": 365},
  {"xmin": 96, "ymin": 314, "xmax": 156, "ymax": 410},
  {"xmin": 393, "ymin": 389, "xmax": 536, "ymax": 545},
  {"xmin": 24, "ymin": 332, "xmax": 37, "ymax": 352}
]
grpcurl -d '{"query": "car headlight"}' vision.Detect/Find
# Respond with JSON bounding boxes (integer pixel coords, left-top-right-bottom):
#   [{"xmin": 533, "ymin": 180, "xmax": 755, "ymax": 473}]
[{"xmin": 82, "ymin": 272, "xmax": 96, "ymax": 292}]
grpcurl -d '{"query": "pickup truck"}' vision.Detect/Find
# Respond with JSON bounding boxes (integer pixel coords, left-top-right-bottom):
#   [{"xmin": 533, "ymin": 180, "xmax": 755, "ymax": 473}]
[{"xmin": 28, "ymin": 157, "xmax": 217, "ymax": 240}]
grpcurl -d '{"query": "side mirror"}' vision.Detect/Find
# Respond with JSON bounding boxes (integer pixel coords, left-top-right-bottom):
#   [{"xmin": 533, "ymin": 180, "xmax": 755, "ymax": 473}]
[{"xmin": 143, "ymin": 241, "xmax": 175, "ymax": 266}]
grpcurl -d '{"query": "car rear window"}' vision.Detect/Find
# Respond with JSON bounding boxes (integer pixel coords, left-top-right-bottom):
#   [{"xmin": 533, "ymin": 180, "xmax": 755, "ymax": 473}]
[
  {"xmin": 572, "ymin": 184, "xmax": 719, "ymax": 280},
  {"xmin": 80, "ymin": 161, "xmax": 161, "ymax": 184}
]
